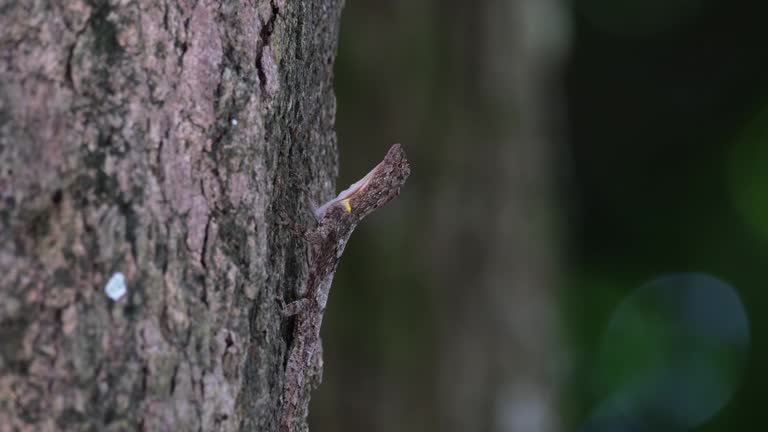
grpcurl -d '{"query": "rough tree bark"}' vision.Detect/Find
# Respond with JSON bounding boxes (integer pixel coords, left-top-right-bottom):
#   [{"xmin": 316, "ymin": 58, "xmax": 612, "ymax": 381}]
[{"xmin": 0, "ymin": 0, "xmax": 343, "ymax": 431}]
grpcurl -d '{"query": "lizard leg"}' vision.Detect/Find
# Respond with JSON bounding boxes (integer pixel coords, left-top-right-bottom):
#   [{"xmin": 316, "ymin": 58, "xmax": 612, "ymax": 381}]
[
  {"xmin": 276, "ymin": 211, "xmax": 322, "ymax": 246},
  {"xmin": 279, "ymin": 297, "xmax": 312, "ymax": 317},
  {"xmin": 276, "ymin": 212, "xmax": 309, "ymax": 237}
]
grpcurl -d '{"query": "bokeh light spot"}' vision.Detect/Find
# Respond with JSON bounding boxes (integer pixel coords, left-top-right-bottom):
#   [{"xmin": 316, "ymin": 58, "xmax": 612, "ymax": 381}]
[{"xmin": 585, "ymin": 273, "xmax": 750, "ymax": 431}]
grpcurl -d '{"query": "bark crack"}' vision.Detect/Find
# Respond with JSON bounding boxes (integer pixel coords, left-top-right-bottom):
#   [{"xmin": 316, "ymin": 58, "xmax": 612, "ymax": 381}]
[
  {"xmin": 256, "ymin": 0, "xmax": 279, "ymax": 96},
  {"xmin": 65, "ymin": 11, "xmax": 93, "ymax": 91},
  {"xmin": 170, "ymin": 363, "xmax": 179, "ymax": 395},
  {"xmin": 200, "ymin": 180, "xmax": 212, "ymax": 270}
]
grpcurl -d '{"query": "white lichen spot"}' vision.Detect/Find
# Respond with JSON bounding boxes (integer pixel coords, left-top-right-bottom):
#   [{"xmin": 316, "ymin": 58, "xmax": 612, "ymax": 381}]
[
  {"xmin": 104, "ymin": 272, "xmax": 127, "ymax": 301},
  {"xmin": 231, "ymin": 119, "xmax": 238, "ymax": 126}
]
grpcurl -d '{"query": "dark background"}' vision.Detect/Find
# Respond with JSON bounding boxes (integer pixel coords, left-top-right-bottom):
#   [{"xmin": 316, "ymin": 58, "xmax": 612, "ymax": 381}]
[
  {"xmin": 565, "ymin": 1, "xmax": 768, "ymax": 430},
  {"xmin": 314, "ymin": 0, "xmax": 768, "ymax": 430}
]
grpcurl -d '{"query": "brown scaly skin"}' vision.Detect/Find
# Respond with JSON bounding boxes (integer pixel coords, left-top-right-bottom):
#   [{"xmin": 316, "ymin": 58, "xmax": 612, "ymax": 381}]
[{"xmin": 278, "ymin": 144, "xmax": 410, "ymax": 432}]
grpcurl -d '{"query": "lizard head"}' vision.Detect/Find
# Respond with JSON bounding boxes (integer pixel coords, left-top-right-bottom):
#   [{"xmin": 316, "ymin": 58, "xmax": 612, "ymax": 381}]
[{"xmin": 314, "ymin": 144, "xmax": 410, "ymax": 222}]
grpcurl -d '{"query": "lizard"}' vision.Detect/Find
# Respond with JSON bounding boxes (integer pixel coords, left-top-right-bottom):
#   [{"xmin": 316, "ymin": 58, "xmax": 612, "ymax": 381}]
[{"xmin": 278, "ymin": 143, "xmax": 410, "ymax": 432}]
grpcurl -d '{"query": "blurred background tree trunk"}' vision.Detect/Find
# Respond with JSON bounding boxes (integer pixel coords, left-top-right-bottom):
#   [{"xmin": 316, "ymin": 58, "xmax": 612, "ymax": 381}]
[
  {"xmin": 429, "ymin": 1, "xmax": 567, "ymax": 430},
  {"xmin": 0, "ymin": 1, "xmax": 342, "ymax": 431},
  {"xmin": 315, "ymin": 1, "xmax": 568, "ymax": 431}
]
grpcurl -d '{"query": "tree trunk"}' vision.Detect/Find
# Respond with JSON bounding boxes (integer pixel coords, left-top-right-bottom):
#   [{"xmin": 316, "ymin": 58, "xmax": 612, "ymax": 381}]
[
  {"xmin": 0, "ymin": 1, "xmax": 343, "ymax": 431},
  {"xmin": 431, "ymin": 2, "xmax": 567, "ymax": 431}
]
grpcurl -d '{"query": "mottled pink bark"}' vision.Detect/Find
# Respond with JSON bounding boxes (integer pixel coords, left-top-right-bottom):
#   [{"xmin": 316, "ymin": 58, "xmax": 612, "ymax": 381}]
[{"xmin": 0, "ymin": 1, "xmax": 343, "ymax": 431}]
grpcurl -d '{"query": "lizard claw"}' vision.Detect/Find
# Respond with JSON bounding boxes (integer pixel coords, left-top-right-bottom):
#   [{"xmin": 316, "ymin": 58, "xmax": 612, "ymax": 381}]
[
  {"xmin": 279, "ymin": 297, "xmax": 311, "ymax": 317},
  {"xmin": 276, "ymin": 211, "xmax": 293, "ymax": 227},
  {"xmin": 276, "ymin": 212, "xmax": 308, "ymax": 239},
  {"xmin": 276, "ymin": 293, "xmax": 287, "ymax": 311}
]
